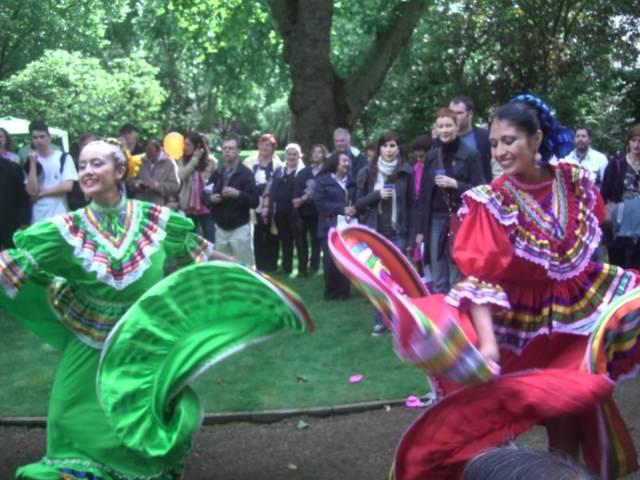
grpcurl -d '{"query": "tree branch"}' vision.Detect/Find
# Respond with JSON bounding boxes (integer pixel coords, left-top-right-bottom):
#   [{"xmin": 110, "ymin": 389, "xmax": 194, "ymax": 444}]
[
  {"xmin": 550, "ymin": 0, "xmax": 567, "ymax": 37},
  {"xmin": 563, "ymin": 1, "xmax": 589, "ymax": 43},
  {"xmin": 265, "ymin": 0, "xmax": 298, "ymax": 63},
  {"xmin": 518, "ymin": 0, "xmax": 552, "ymax": 44},
  {"xmin": 266, "ymin": 0, "xmax": 297, "ymax": 32},
  {"xmin": 343, "ymin": 0, "xmax": 429, "ymax": 125}
]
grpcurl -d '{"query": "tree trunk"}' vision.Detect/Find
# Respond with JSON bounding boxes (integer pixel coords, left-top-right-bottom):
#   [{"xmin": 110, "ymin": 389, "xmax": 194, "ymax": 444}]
[
  {"xmin": 268, "ymin": 0, "xmax": 338, "ymax": 155},
  {"xmin": 267, "ymin": 0, "xmax": 428, "ymax": 156}
]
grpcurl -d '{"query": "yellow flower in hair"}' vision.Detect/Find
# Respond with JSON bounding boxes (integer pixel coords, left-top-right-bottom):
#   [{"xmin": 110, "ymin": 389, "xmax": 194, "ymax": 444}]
[{"xmin": 125, "ymin": 151, "xmax": 143, "ymax": 179}]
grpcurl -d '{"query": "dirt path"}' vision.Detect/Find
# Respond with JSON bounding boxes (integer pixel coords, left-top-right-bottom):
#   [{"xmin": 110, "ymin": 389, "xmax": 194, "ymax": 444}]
[{"xmin": 1, "ymin": 381, "xmax": 639, "ymax": 479}]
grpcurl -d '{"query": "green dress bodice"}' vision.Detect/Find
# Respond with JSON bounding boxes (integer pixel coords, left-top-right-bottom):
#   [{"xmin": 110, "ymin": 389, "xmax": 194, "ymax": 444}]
[{"xmin": 0, "ymin": 198, "xmax": 212, "ymax": 349}]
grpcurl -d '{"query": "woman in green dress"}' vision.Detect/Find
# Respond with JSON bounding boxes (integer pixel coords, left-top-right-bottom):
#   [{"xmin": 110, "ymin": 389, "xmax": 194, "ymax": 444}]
[{"xmin": 0, "ymin": 139, "xmax": 313, "ymax": 479}]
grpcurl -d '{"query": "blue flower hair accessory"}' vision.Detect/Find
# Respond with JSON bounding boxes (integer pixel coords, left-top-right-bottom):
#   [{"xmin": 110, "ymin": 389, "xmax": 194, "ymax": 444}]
[{"xmin": 510, "ymin": 93, "xmax": 574, "ymax": 164}]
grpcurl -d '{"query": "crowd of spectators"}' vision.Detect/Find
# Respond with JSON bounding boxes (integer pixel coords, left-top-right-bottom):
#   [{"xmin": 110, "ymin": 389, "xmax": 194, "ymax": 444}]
[{"xmin": 2, "ymin": 100, "xmax": 639, "ymax": 333}]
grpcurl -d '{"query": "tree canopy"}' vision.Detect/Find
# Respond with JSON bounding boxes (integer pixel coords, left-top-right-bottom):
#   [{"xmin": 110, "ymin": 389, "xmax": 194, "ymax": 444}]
[
  {"xmin": 0, "ymin": 50, "xmax": 166, "ymax": 140},
  {"xmin": 0, "ymin": 0, "xmax": 129, "ymax": 80},
  {"xmin": 1, "ymin": 0, "xmax": 638, "ymax": 153},
  {"xmin": 358, "ymin": 0, "xmax": 640, "ymax": 152}
]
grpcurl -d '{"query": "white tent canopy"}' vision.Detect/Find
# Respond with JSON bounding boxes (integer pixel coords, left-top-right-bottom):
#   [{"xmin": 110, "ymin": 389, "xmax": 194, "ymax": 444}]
[{"xmin": 0, "ymin": 116, "xmax": 70, "ymax": 152}]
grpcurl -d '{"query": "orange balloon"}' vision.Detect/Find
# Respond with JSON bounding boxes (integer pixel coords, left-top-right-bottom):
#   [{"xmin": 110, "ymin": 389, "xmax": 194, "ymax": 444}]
[{"xmin": 163, "ymin": 132, "xmax": 184, "ymax": 160}]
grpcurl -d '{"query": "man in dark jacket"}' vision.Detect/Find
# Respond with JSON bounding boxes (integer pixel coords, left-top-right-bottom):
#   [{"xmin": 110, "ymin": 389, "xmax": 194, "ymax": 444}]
[
  {"xmin": 0, "ymin": 157, "xmax": 30, "ymax": 248},
  {"xmin": 449, "ymin": 96, "xmax": 492, "ymax": 182},
  {"xmin": 333, "ymin": 128, "xmax": 368, "ymax": 178},
  {"xmin": 205, "ymin": 137, "xmax": 259, "ymax": 266},
  {"xmin": 293, "ymin": 152, "xmax": 323, "ymax": 276}
]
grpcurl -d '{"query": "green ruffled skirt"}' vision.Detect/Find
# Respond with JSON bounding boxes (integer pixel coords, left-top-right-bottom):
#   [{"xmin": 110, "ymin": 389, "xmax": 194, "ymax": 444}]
[
  {"xmin": 17, "ymin": 340, "xmax": 184, "ymax": 480},
  {"xmin": 6, "ymin": 263, "xmax": 313, "ymax": 480}
]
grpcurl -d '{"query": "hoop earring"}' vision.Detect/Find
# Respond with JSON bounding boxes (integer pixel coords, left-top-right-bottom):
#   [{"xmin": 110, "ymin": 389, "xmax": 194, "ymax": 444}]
[{"xmin": 534, "ymin": 152, "xmax": 542, "ymax": 164}]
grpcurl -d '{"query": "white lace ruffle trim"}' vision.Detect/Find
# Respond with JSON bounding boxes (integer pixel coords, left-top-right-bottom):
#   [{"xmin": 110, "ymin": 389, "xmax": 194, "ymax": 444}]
[{"xmin": 53, "ymin": 205, "xmax": 171, "ymax": 291}]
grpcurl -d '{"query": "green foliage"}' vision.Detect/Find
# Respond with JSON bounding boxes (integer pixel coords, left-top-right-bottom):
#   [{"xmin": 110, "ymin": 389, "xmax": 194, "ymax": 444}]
[
  {"xmin": 0, "ymin": 50, "xmax": 167, "ymax": 142},
  {"xmin": 0, "ymin": 0, "xmax": 129, "ymax": 80},
  {"xmin": 331, "ymin": 0, "xmax": 393, "ymax": 77},
  {"xmin": 1, "ymin": 0, "xmax": 638, "ymax": 152},
  {"xmin": 256, "ymin": 95, "xmax": 291, "ymax": 145},
  {"xmin": 125, "ymin": 0, "xmax": 290, "ymax": 133},
  {"xmin": 356, "ymin": 0, "xmax": 640, "ymax": 154}
]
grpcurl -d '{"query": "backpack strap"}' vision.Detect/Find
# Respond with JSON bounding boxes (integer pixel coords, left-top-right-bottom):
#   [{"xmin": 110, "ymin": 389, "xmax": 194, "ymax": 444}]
[
  {"xmin": 58, "ymin": 152, "xmax": 69, "ymax": 175},
  {"xmin": 24, "ymin": 152, "xmax": 67, "ymax": 176}
]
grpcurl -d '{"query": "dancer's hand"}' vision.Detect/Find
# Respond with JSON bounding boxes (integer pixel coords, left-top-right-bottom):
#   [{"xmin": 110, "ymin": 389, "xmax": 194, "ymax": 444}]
[
  {"xmin": 470, "ymin": 304, "xmax": 500, "ymax": 364},
  {"xmin": 479, "ymin": 342, "xmax": 500, "ymax": 364}
]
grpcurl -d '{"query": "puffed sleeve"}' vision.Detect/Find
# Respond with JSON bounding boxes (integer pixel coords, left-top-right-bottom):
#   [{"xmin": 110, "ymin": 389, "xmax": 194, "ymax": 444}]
[
  {"xmin": 1, "ymin": 220, "xmax": 67, "ymax": 298},
  {"xmin": 567, "ymin": 162, "xmax": 606, "ymax": 223},
  {"xmin": 163, "ymin": 211, "xmax": 215, "ymax": 266},
  {"xmin": 446, "ymin": 186, "xmax": 517, "ymax": 312}
]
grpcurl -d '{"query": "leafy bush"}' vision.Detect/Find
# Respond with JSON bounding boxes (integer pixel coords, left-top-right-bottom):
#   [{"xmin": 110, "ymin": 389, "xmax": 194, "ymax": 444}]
[{"xmin": 0, "ymin": 50, "xmax": 167, "ymax": 145}]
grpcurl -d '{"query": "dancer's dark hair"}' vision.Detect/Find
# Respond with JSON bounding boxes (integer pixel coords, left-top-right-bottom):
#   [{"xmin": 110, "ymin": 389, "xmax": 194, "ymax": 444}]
[
  {"xmin": 493, "ymin": 93, "xmax": 574, "ymax": 164},
  {"xmin": 463, "ymin": 446, "xmax": 597, "ymax": 480}
]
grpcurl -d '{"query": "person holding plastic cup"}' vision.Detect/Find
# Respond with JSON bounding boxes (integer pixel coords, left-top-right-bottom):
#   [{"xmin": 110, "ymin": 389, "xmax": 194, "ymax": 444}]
[
  {"xmin": 355, "ymin": 130, "xmax": 416, "ymax": 335},
  {"xmin": 415, "ymin": 108, "xmax": 485, "ymax": 294}
]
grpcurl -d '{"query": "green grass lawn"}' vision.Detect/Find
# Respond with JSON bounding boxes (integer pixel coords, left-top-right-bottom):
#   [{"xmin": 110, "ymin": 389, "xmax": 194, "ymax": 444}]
[{"xmin": 0, "ymin": 272, "xmax": 428, "ymax": 416}]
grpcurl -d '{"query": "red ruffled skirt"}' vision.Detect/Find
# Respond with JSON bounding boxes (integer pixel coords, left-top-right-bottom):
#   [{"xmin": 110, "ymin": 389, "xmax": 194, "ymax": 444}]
[{"xmin": 327, "ymin": 225, "xmax": 640, "ymax": 480}]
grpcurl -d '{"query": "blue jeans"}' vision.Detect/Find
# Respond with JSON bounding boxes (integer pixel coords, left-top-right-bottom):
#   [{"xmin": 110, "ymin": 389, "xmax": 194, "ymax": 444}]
[{"xmin": 428, "ymin": 214, "xmax": 460, "ymax": 293}]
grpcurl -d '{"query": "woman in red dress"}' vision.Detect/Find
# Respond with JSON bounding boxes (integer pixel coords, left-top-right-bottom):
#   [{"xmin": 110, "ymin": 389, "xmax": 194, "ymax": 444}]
[
  {"xmin": 330, "ymin": 95, "xmax": 639, "ymax": 479},
  {"xmin": 443, "ymin": 95, "xmax": 639, "ymax": 477}
]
